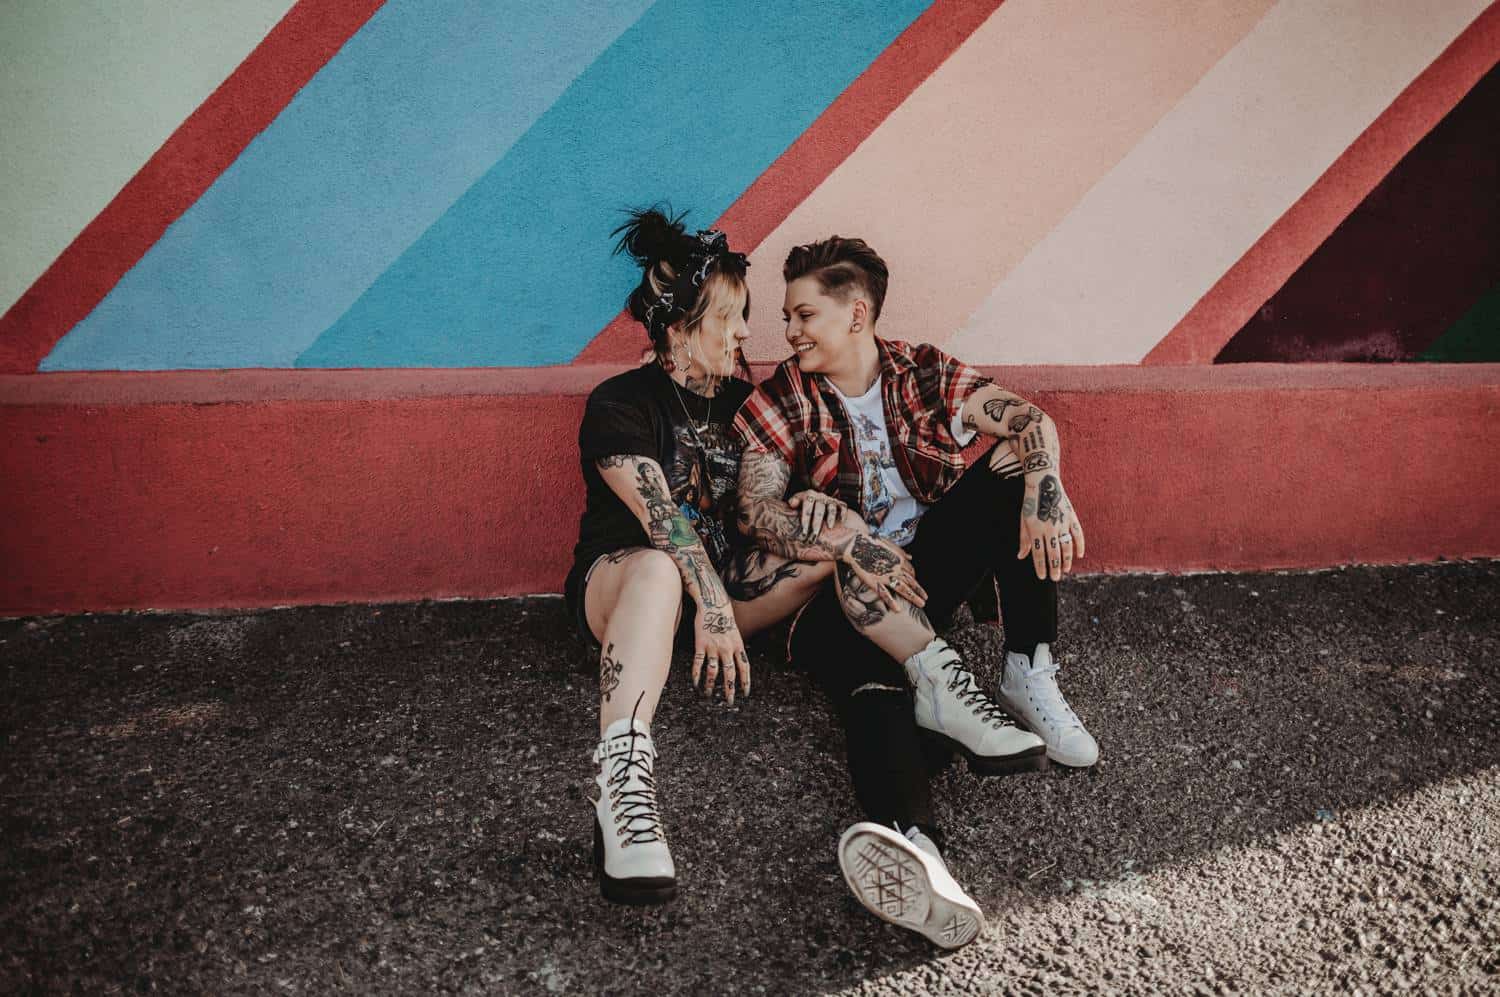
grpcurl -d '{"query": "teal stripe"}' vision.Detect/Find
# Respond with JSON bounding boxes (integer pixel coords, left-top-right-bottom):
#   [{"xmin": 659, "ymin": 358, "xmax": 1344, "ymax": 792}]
[{"xmin": 298, "ymin": 0, "xmax": 931, "ymax": 368}]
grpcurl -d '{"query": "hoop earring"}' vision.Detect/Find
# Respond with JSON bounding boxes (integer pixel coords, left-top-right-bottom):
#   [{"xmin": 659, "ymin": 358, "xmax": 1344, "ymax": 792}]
[{"xmin": 851, "ymin": 322, "xmax": 863, "ymax": 334}]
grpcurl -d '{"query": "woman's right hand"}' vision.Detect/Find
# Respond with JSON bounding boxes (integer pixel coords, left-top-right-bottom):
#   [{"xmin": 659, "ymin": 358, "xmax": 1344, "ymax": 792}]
[
  {"xmin": 691, "ymin": 607, "xmax": 751, "ymax": 706},
  {"xmin": 840, "ymin": 533, "xmax": 927, "ymax": 610}
]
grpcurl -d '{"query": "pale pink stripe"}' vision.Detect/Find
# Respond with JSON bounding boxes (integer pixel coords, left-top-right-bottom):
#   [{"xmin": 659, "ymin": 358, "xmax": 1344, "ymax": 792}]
[
  {"xmin": 950, "ymin": 0, "xmax": 1494, "ymax": 364},
  {"xmin": 741, "ymin": 0, "xmax": 1275, "ymax": 363}
]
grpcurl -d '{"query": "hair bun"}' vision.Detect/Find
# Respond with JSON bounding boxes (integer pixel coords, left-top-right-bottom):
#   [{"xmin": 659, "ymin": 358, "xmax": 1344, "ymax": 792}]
[{"xmin": 612, "ymin": 206, "xmax": 690, "ymax": 268}]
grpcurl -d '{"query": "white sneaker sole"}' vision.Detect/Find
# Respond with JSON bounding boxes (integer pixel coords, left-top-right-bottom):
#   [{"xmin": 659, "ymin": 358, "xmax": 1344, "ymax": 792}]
[
  {"xmin": 837, "ymin": 824, "xmax": 985, "ymax": 950},
  {"xmin": 995, "ymin": 692, "xmax": 1099, "ymax": 768}
]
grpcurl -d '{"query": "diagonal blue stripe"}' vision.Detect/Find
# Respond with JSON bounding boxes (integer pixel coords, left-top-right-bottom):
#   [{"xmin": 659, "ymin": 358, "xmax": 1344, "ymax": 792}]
[
  {"xmin": 41, "ymin": 0, "xmax": 656, "ymax": 371},
  {"xmin": 297, "ymin": 0, "xmax": 931, "ymax": 368}
]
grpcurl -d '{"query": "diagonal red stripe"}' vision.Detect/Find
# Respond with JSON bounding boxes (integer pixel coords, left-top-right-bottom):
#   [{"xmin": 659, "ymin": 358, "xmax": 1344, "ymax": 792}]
[
  {"xmin": 1141, "ymin": 2, "xmax": 1500, "ymax": 365},
  {"xmin": 0, "ymin": 0, "xmax": 387, "ymax": 374},
  {"xmin": 572, "ymin": 0, "xmax": 1006, "ymax": 365}
]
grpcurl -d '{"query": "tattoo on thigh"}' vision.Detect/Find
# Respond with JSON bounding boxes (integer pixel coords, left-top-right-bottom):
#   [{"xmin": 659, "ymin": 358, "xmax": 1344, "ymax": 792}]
[
  {"xmin": 723, "ymin": 551, "xmax": 801, "ymax": 601},
  {"xmin": 837, "ymin": 565, "xmax": 886, "ymax": 629},
  {"xmin": 596, "ymin": 455, "xmax": 634, "ymax": 470},
  {"xmin": 600, "ymin": 643, "xmax": 623, "ymax": 702}
]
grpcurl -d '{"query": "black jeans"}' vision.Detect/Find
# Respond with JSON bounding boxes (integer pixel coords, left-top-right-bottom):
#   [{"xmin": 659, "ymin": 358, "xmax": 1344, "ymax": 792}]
[{"xmin": 787, "ymin": 445, "xmax": 1057, "ymax": 833}]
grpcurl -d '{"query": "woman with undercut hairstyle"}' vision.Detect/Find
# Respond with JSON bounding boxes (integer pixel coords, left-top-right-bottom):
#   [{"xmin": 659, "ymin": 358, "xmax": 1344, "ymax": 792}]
[
  {"xmin": 731, "ymin": 235, "xmax": 1097, "ymax": 948},
  {"xmin": 567, "ymin": 207, "xmax": 845, "ymax": 905}
]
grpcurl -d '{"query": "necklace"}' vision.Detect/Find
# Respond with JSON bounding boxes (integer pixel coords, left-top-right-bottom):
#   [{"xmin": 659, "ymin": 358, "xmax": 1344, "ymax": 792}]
[{"xmin": 668, "ymin": 370, "xmax": 712, "ymax": 436}]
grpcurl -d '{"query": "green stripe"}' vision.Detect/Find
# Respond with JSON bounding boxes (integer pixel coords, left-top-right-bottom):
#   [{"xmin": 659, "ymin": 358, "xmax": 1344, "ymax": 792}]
[{"xmin": 1419, "ymin": 279, "xmax": 1500, "ymax": 362}]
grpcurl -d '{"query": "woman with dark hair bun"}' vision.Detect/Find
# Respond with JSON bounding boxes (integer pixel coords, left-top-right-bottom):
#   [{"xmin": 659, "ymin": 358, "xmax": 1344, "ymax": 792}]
[{"xmin": 567, "ymin": 206, "xmax": 851, "ymax": 905}]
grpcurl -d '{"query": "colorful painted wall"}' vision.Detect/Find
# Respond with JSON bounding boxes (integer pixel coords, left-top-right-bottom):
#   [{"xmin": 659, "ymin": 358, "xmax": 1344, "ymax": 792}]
[{"xmin": 2, "ymin": 1, "xmax": 1498, "ymax": 614}]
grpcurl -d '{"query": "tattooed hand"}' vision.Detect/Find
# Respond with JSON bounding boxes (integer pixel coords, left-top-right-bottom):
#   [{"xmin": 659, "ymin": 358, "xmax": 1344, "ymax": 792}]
[
  {"xmin": 1017, "ymin": 473, "xmax": 1087, "ymax": 581},
  {"xmin": 692, "ymin": 607, "xmax": 751, "ymax": 706},
  {"xmin": 787, "ymin": 489, "xmax": 846, "ymax": 539},
  {"xmin": 840, "ymin": 534, "xmax": 927, "ymax": 611}
]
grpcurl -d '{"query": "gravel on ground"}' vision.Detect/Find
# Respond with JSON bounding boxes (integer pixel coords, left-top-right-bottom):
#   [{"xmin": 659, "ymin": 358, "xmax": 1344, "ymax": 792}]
[{"xmin": 2, "ymin": 561, "xmax": 1497, "ymax": 995}]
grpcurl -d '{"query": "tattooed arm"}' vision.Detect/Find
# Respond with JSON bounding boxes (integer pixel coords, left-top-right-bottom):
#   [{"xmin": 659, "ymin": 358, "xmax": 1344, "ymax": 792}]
[
  {"xmin": 734, "ymin": 449, "xmax": 927, "ymax": 609},
  {"xmin": 959, "ymin": 384, "xmax": 1088, "ymax": 581},
  {"xmin": 594, "ymin": 454, "xmax": 749, "ymax": 704}
]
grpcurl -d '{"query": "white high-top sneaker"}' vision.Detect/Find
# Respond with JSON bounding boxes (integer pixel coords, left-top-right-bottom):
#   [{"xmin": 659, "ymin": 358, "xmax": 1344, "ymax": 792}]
[
  {"xmin": 837, "ymin": 822, "xmax": 985, "ymax": 949},
  {"xmin": 592, "ymin": 716, "xmax": 676, "ymax": 905},
  {"xmin": 998, "ymin": 642, "xmax": 1098, "ymax": 768},
  {"xmin": 904, "ymin": 638, "xmax": 1047, "ymax": 775}
]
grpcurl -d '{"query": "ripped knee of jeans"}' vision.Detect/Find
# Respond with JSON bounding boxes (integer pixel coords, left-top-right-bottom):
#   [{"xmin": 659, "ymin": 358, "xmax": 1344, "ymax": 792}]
[{"xmin": 851, "ymin": 682, "xmax": 906, "ymax": 697}]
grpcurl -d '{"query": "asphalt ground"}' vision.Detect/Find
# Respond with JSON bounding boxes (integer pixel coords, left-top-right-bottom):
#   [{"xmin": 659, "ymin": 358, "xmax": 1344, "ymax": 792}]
[{"xmin": 2, "ymin": 561, "xmax": 1498, "ymax": 995}]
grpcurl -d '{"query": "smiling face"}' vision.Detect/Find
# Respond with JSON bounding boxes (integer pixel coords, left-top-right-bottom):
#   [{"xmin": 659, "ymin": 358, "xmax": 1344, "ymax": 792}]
[
  {"xmin": 677, "ymin": 271, "xmax": 749, "ymax": 379},
  {"xmin": 782, "ymin": 275, "xmax": 865, "ymax": 375}
]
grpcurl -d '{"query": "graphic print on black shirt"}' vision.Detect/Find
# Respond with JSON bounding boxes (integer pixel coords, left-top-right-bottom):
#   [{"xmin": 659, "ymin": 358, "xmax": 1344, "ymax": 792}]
[{"xmin": 571, "ymin": 363, "xmax": 752, "ymax": 584}]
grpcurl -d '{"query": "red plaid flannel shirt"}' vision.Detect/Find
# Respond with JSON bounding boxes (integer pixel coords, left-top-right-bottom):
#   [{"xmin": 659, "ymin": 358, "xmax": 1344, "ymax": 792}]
[{"xmin": 731, "ymin": 338, "xmax": 993, "ymax": 511}]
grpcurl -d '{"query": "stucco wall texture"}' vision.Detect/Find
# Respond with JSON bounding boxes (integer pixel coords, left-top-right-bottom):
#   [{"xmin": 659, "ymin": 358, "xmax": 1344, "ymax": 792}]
[
  {"xmin": 1, "ymin": 1, "xmax": 1497, "ymax": 613},
  {"xmin": 3, "ymin": 365, "xmax": 1498, "ymax": 615}
]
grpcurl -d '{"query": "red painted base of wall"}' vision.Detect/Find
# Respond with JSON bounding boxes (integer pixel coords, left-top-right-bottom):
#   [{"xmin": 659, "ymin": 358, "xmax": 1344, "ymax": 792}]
[{"xmin": 3, "ymin": 365, "xmax": 1498, "ymax": 615}]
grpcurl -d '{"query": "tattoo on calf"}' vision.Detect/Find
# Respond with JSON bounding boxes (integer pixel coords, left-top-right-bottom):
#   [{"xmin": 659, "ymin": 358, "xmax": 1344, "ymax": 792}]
[
  {"xmin": 600, "ymin": 643, "xmax": 624, "ymax": 702},
  {"xmin": 1037, "ymin": 475, "xmax": 1065, "ymax": 524},
  {"xmin": 837, "ymin": 565, "xmax": 886, "ymax": 629}
]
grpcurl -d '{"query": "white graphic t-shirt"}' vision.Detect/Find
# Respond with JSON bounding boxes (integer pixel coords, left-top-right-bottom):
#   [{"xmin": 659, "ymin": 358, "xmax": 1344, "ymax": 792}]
[{"xmin": 829, "ymin": 376, "xmax": 926, "ymax": 547}]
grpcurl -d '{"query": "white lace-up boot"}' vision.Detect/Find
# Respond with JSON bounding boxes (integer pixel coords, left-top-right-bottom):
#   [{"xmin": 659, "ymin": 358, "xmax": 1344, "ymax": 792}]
[
  {"xmin": 592, "ymin": 716, "xmax": 676, "ymax": 904},
  {"xmin": 998, "ymin": 642, "xmax": 1098, "ymax": 768},
  {"xmin": 903, "ymin": 638, "xmax": 1047, "ymax": 775},
  {"xmin": 837, "ymin": 822, "xmax": 985, "ymax": 949}
]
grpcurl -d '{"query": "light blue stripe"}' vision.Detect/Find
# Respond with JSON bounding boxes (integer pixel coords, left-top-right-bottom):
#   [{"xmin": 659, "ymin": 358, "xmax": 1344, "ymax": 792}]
[
  {"xmin": 41, "ymin": 0, "xmax": 657, "ymax": 371},
  {"xmin": 297, "ymin": 0, "xmax": 931, "ymax": 368}
]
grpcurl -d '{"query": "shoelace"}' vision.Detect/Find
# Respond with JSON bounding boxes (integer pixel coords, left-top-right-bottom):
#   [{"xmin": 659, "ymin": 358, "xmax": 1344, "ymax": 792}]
[
  {"xmin": 1020, "ymin": 659, "xmax": 1084, "ymax": 731},
  {"xmin": 938, "ymin": 657, "xmax": 1016, "ymax": 729},
  {"xmin": 604, "ymin": 692, "xmax": 664, "ymax": 846}
]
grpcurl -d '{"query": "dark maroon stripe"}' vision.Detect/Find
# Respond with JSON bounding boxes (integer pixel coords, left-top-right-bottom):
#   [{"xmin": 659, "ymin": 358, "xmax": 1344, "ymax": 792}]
[{"xmin": 1215, "ymin": 61, "xmax": 1500, "ymax": 363}]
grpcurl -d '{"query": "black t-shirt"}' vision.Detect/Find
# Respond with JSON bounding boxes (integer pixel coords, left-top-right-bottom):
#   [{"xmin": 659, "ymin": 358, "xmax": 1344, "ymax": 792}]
[{"xmin": 571, "ymin": 363, "xmax": 753, "ymax": 580}]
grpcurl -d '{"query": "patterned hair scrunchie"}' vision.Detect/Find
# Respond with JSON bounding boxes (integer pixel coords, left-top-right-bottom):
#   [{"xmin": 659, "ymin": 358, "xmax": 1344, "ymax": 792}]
[{"xmin": 641, "ymin": 229, "xmax": 749, "ymax": 342}]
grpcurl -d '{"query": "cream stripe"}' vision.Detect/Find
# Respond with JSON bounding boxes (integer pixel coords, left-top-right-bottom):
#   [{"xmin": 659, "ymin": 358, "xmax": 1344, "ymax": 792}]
[
  {"xmin": 0, "ymin": 0, "xmax": 296, "ymax": 315},
  {"xmin": 742, "ymin": 0, "xmax": 1274, "ymax": 363},
  {"xmin": 949, "ymin": 0, "xmax": 1492, "ymax": 365}
]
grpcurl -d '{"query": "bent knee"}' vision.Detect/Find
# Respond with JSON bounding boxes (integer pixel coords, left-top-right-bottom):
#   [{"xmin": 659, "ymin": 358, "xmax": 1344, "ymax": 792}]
[{"xmin": 626, "ymin": 549, "xmax": 685, "ymax": 598}]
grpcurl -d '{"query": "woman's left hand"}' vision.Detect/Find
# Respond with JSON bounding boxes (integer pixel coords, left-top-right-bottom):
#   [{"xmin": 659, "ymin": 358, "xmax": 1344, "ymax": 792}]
[
  {"xmin": 1017, "ymin": 473, "xmax": 1087, "ymax": 581},
  {"xmin": 788, "ymin": 490, "xmax": 848, "ymax": 539}
]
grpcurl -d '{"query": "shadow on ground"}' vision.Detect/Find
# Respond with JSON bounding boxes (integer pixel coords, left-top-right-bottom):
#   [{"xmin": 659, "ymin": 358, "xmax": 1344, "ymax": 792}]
[{"xmin": 2, "ymin": 562, "xmax": 1497, "ymax": 993}]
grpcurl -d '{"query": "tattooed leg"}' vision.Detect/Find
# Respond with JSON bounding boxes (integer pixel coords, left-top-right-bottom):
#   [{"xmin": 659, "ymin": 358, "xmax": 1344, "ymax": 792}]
[
  {"xmin": 726, "ymin": 549, "xmax": 834, "ymax": 638},
  {"xmin": 583, "ymin": 548, "xmax": 684, "ymax": 736},
  {"xmin": 835, "ymin": 564, "xmax": 936, "ymax": 662}
]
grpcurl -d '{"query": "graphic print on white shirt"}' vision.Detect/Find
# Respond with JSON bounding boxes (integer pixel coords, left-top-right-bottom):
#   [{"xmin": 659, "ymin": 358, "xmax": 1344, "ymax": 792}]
[{"xmin": 831, "ymin": 376, "xmax": 926, "ymax": 547}]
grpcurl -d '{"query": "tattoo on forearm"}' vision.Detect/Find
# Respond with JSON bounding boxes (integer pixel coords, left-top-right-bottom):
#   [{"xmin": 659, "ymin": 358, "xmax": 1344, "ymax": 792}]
[
  {"xmin": 983, "ymin": 397, "xmax": 1022, "ymax": 423},
  {"xmin": 1036, "ymin": 475, "xmax": 1065, "ymax": 524},
  {"xmin": 600, "ymin": 643, "xmax": 623, "ymax": 702},
  {"xmin": 624, "ymin": 459, "xmax": 730, "ymax": 608},
  {"xmin": 837, "ymin": 565, "xmax": 886, "ymax": 630},
  {"xmin": 1008, "ymin": 406, "xmax": 1041, "ymax": 436},
  {"xmin": 1022, "ymin": 426, "xmax": 1045, "ymax": 453},
  {"xmin": 1022, "ymin": 452, "xmax": 1052, "ymax": 472}
]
